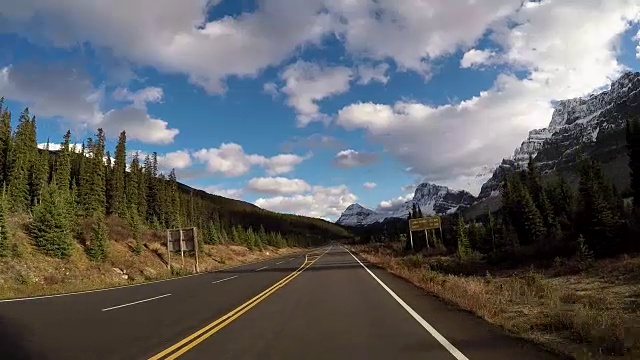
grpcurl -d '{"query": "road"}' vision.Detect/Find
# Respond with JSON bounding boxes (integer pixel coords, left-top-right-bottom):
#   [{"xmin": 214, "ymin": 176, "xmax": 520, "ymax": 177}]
[{"xmin": 0, "ymin": 246, "xmax": 564, "ymax": 360}]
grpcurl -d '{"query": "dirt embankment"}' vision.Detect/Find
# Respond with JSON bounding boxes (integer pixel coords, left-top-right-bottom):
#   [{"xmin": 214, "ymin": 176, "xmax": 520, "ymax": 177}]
[{"xmin": 0, "ymin": 215, "xmax": 301, "ymax": 300}]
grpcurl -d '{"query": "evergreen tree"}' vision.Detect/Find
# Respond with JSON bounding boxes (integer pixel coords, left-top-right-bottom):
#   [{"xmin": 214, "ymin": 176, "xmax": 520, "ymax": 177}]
[
  {"xmin": 30, "ymin": 181, "xmax": 73, "ymax": 258},
  {"xmin": 105, "ymin": 150, "xmax": 114, "ymax": 214},
  {"xmin": 55, "ymin": 130, "xmax": 72, "ymax": 191},
  {"xmin": 87, "ymin": 214, "xmax": 108, "ymax": 262},
  {"xmin": 90, "ymin": 129, "xmax": 107, "ymax": 216},
  {"xmin": 0, "ymin": 101, "xmax": 12, "ymax": 185},
  {"xmin": 521, "ymin": 189, "xmax": 545, "ymax": 245},
  {"xmin": 627, "ymin": 116, "xmax": 640, "ymax": 210},
  {"xmin": 30, "ymin": 136, "xmax": 49, "ymax": 208},
  {"xmin": 0, "ymin": 185, "xmax": 9, "ymax": 257},
  {"xmin": 112, "ymin": 131, "xmax": 127, "ymax": 217},
  {"xmin": 128, "ymin": 208, "xmax": 143, "ymax": 255},
  {"xmin": 8, "ymin": 109, "xmax": 35, "ymax": 213},
  {"xmin": 527, "ymin": 156, "xmax": 557, "ymax": 233},
  {"xmin": 416, "ymin": 206, "xmax": 423, "ymax": 218},
  {"xmin": 455, "ymin": 216, "xmax": 470, "ymax": 258}
]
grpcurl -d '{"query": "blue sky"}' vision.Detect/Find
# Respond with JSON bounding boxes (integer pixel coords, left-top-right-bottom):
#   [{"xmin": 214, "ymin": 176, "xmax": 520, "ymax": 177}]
[{"xmin": 0, "ymin": 0, "xmax": 639, "ymax": 220}]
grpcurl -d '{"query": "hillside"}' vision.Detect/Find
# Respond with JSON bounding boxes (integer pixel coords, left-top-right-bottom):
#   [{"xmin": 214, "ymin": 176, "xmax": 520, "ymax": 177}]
[{"xmin": 0, "ymin": 99, "xmax": 352, "ymax": 298}]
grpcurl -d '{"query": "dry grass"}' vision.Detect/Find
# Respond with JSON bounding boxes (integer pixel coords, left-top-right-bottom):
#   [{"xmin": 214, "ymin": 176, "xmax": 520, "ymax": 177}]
[
  {"xmin": 0, "ymin": 215, "xmax": 301, "ymax": 300},
  {"xmin": 352, "ymin": 243, "xmax": 640, "ymax": 360}
]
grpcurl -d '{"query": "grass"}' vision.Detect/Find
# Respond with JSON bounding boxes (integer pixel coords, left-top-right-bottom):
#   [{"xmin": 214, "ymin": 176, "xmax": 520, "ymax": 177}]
[
  {"xmin": 351, "ymin": 242, "xmax": 640, "ymax": 360},
  {"xmin": 0, "ymin": 215, "xmax": 302, "ymax": 300}
]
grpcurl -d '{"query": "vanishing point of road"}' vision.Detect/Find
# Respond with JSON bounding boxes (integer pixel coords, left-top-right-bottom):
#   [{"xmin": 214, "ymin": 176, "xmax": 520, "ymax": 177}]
[{"xmin": 0, "ymin": 246, "xmax": 563, "ymax": 359}]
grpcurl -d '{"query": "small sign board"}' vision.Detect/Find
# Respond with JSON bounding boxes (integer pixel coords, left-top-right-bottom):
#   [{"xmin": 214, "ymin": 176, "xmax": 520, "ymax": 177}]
[
  {"xmin": 409, "ymin": 216, "xmax": 441, "ymax": 231},
  {"xmin": 166, "ymin": 227, "xmax": 199, "ymax": 272}
]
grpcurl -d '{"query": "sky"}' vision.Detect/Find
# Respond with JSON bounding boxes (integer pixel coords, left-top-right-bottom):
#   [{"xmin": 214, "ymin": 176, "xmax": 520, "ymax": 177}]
[{"xmin": 0, "ymin": 0, "xmax": 639, "ymax": 221}]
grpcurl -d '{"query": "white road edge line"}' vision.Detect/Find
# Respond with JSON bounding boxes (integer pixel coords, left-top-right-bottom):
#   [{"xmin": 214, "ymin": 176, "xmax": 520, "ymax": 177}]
[
  {"xmin": 212, "ymin": 275, "xmax": 238, "ymax": 284},
  {"xmin": 101, "ymin": 293, "xmax": 172, "ymax": 312},
  {"xmin": 343, "ymin": 247, "xmax": 469, "ymax": 360},
  {"xmin": 276, "ymin": 260, "xmax": 285, "ymax": 265},
  {"xmin": 255, "ymin": 266, "xmax": 269, "ymax": 271}
]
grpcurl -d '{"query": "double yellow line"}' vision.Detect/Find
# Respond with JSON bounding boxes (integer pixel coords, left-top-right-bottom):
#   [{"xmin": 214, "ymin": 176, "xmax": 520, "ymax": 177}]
[{"xmin": 148, "ymin": 248, "xmax": 328, "ymax": 360}]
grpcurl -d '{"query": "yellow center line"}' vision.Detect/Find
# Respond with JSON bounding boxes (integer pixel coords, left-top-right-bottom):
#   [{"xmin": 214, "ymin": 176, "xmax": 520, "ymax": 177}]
[{"xmin": 148, "ymin": 247, "xmax": 329, "ymax": 360}]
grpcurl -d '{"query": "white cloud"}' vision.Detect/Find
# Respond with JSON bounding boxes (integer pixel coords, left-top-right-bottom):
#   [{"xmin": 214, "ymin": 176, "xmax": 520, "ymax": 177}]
[
  {"xmin": 255, "ymin": 184, "xmax": 356, "ymax": 219},
  {"xmin": 247, "ymin": 177, "xmax": 311, "ymax": 195},
  {"xmin": 337, "ymin": 0, "xmax": 640, "ymax": 192},
  {"xmin": 356, "ymin": 63, "xmax": 390, "ymax": 85},
  {"xmin": 333, "ymin": 149, "xmax": 378, "ymax": 168},
  {"xmin": 203, "ymin": 185, "xmax": 244, "ymax": 201},
  {"xmin": 0, "ymin": 63, "xmax": 179, "ymax": 144},
  {"xmin": 279, "ymin": 60, "xmax": 353, "ymax": 126},
  {"xmin": 193, "ymin": 143, "xmax": 309, "ymax": 177},
  {"xmin": 262, "ymin": 82, "xmax": 279, "ymax": 98},
  {"xmin": 157, "ymin": 150, "xmax": 192, "ymax": 170},
  {"xmin": 377, "ymin": 193, "xmax": 413, "ymax": 214},
  {"xmin": 113, "ymin": 87, "xmax": 163, "ymax": 108},
  {"xmin": 460, "ymin": 49, "xmax": 496, "ymax": 68},
  {"xmin": 281, "ymin": 133, "xmax": 344, "ymax": 152},
  {"xmin": 38, "ymin": 142, "xmax": 84, "ymax": 152},
  {"xmin": 363, "ymin": 182, "xmax": 377, "ymax": 189},
  {"xmin": 635, "ymin": 30, "xmax": 640, "ymax": 59}
]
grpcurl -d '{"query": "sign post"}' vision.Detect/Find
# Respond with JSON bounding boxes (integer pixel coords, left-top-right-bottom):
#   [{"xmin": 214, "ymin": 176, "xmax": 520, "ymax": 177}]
[
  {"xmin": 167, "ymin": 227, "xmax": 199, "ymax": 273},
  {"xmin": 408, "ymin": 216, "xmax": 442, "ymax": 251}
]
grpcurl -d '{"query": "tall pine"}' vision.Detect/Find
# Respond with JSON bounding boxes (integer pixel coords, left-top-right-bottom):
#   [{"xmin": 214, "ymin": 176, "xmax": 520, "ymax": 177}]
[
  {"xmin": 8, "ymin": 109, "xmax": 35, "ymax": 213},
  {"xmin": 112, "ymin": 131, "xmax": 127, "ymax": 217},
  {"xmin": 0, "ymin": 100, "xmax": 12, "ymax": 185},
  {"xmin": 627, "ymin": 116, "xmax": 640, "ymax": 210}
]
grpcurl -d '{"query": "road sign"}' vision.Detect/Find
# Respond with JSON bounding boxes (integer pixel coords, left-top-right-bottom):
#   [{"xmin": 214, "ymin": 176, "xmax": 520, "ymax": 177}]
[
  {"xmin": 166, "ymin": 227, "xmax": 199, "ymax": 272},
  {"xmin": 409, "ymin": 216, "xmax": 441, "ymax": 231}
]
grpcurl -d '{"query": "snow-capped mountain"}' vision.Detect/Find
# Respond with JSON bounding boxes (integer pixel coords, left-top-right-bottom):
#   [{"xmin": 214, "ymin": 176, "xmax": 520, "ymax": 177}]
[
  {"xmin": 477, "ymin": 71, "xmax": 640, "ymax": 201},
  {"xmin": 336, "ymin": 183, "xmax": 475, "ymax": 226}
]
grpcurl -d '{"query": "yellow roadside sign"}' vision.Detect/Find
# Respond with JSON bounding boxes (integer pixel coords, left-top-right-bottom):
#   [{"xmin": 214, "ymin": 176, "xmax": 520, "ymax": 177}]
[{"xmin": 409, "ymin": 216, "xmax": 441, "ymax": 231}]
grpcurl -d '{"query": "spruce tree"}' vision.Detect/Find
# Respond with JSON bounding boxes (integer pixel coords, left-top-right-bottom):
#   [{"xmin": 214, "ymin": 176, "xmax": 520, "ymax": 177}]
[
  {"xmin": 105, "ymin": 150, "xmax": 114, "ymax": 214},
  {"xmin": 627, "ymin": 116, "xmax": 640, "ymax": 210},
  {"xmin": 87, "ymin": 214, "xmax": 109, "ymax": 262},
  {"xmin": 31, "ymin": 181, "xmax": 73, "ymax": 258},
  {"xmin": 527, "ymin": 156, "xmax": 557, "ymax": 234},
  {"xmin": 0, "ymin": 185, "xmax": 9, "ymax": 257},
  {"xmin": 55, "ymin": 130, "xmax": 72, "ymax": 191},
  {"xmin": 0, "ymin": 101, "xmax": 12, "ymax": 185},
  {"xmin": 455, "ymin": 216, "xmax": 470, "ymax": 258},
  {"xmin": 90, "ymin": 129, "xmax": 107, "ymax": 216},
  {"xmin": 112, "ymin": 131, "xmax": 127, "ymax": 217},
  {"xmin": 30, "ymin": 140, "xmax": 50, "ymax": 207},
  {"xmin": 8, "ymin": 109, "xmax": 35, "ymax": 213}
]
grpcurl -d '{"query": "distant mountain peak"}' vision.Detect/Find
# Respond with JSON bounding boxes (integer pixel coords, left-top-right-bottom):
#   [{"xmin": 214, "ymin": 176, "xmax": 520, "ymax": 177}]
[{"xmin": 336, "ymin": 182, "xmax": 475, "ymax": 227}]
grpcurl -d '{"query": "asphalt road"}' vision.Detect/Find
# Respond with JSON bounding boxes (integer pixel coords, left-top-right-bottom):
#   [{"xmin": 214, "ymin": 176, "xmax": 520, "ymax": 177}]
[{"xmin": 0, "ymin": 245, "xmax": 564, "ymax": 360}]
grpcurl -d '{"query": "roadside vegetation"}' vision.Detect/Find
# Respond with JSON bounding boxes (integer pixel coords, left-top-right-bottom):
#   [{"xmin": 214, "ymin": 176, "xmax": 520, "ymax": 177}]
[
  {"xmin": 348, "ymin": 113, "xmax": 640, "ymax": 359},
  {"xmin": 0, "ymin": 99, "xmax": 348, "ymax": 299}
]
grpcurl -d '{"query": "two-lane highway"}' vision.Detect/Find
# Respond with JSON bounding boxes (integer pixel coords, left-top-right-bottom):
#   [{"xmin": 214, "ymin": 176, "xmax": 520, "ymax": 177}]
[{"xmin": 0, "ymin": 246, "xmax": 563, "ymax": 360}]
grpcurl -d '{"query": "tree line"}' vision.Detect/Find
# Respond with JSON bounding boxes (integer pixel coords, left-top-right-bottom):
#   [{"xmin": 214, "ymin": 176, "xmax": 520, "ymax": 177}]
[
  {"xmin": 452, "ymin": 114, "xmax": 640, "ymax": 263},
  {"xmin": 0, "ymin": 99, "xmax": 350, "ymax": 260}
]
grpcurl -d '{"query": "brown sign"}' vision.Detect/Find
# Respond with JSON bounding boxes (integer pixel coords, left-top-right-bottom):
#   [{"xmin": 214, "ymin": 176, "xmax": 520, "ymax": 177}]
[
  {"xmin": 167, "ymin": 227, "xmax": 198, "ymax": 252},
  {"xmin": 409, "ymin": 216, "xmax": 441, "ymax": 231}
]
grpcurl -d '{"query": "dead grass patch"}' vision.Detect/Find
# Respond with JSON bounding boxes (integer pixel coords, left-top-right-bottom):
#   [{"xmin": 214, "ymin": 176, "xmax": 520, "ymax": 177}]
[{"xmin": 352, "ymin": 244, "xmax": 640, "ymax": 360}]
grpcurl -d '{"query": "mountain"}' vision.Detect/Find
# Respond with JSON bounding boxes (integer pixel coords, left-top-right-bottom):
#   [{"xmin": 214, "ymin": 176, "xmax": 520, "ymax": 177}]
[
  {"xmin": 476, "ymin": 71, "xmax": 640, "ymax": 202},
  {"xmin": 337, "ymin": 183, "xmax": 476, "ymax": 226}
]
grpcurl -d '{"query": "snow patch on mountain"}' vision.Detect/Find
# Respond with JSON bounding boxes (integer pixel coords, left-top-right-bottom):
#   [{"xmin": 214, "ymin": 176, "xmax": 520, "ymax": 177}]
[{"xmin": 336, "ymin": 183, "xmax": 475, "ymax": 226}]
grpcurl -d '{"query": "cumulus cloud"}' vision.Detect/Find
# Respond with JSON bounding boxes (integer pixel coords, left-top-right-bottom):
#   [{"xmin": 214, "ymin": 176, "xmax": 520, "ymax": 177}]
[
  {"xmin": 202, "ymin": 185, "xmax": 245, "ymax": 201},
  {"xmin": 0, "ymin": 63, "xmax": 179, "ymax": 144},
  {"xmin": 193, "ymin": 143, "xmax": 309, "ymax": 177},
  {"xmin": 337, "ymin": 0, "xmax": 640, "ymax": 192},
  {"xmin": 363, "ymin": 182, "xmax": 377, "ymax": 189},
  {"xmin": 279, "ymin": 60, "xmax": 353, "ymax": 126},
  {"xmin": 247, "ymin": 177, "xmax": 311, "ymax": 195},
  {"xmin": 356, "ymin": 63, "xmax": 390, "ymax": 85},
  {"xmin": 255, "ymin": 184, "xmax": 357, "ymax": 219},
  {"xmin": 262, "ymin": 82, "xmax": 279, "ymax": 98},
  {"xmin": 157, "ymin": 150, "xmax": 192, "ymax": 170},
  {"xmin": 376, "ymin": 193, "xmax": 413, "ymax": 214},
  {"xmin": 460, "ymin": 49, "xmax": 497, "ymax": 68},
  {"xmin": 38, "ymin": 142, "xmax": 84, "ymax": 152},
  {"xmin": 333, "ymin": 149, "xmax": 378, "ymax": 168},
  {"xmin": 113, "ymin": 87, "xmax": 163, "ymax": 108}
]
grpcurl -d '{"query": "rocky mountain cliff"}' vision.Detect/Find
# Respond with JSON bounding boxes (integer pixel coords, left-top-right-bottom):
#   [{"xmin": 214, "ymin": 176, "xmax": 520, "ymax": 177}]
[
  {"xmin": 337, "ymin": 183, "xmax": 475, "ymax": 226},
  {"xmin": 477, "ymin": 71, "xmax": 640, "ymax": 201}
]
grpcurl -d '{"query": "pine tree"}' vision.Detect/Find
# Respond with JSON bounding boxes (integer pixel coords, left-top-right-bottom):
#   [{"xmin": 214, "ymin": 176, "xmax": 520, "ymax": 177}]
[
  {"xmin": 455, "ymin": 216, "xmax": 470, "ymax": 258},
  {"xmin": 55, "ymin": 130, "xmax": 72, "ymax": 191},
  {"xmin": 0, "ymin": 185, "xmax": 9, "ymax": 257},
  {"xmin": 527, "ymin": 156, "xmax": 557, "ymax": 234},
  {"xmin": 90, "ymin": 129, "xmax": 107, "ymax": 215},
  {"xmin": 627, "ymin": 116, "xmax": 640, "ymax": 210},
  {"xmin": 112, "ymin": 131, "xmax": 127, "ymax": 217},
  {"xmin": 105, "ymin": 150, "xmax": 114, "ymax": 214},
  {"xmin": 31, "ymin": 181, "xmax": 73, "ymax": 258},
  {"xmin": 521, "ymin": 189, "xmax": 545, "ymax": 245},
  {"xmin": 87, "ymin": 214, "xmax": 109, "ymax": 262},
  {"xmin": 0, "ymin": 101, "xmax": 12, "ymax": 185},
  {"xmin": 128, "ymin": 208, "xmax": 143, "ymax": 255},
  {"xmin": 8, "ymin": 109, "xmax": 35, "ymax": 213}
]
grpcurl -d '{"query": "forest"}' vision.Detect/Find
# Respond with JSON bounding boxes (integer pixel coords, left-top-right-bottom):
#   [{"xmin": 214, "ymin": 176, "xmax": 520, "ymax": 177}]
[
  {"xmin": 0, "ymin": 98, "xmax": 351, "ymax": 262},
  {"xmin": 351, "ymin": 110, "xmax": 640, "ymax": 268}
]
